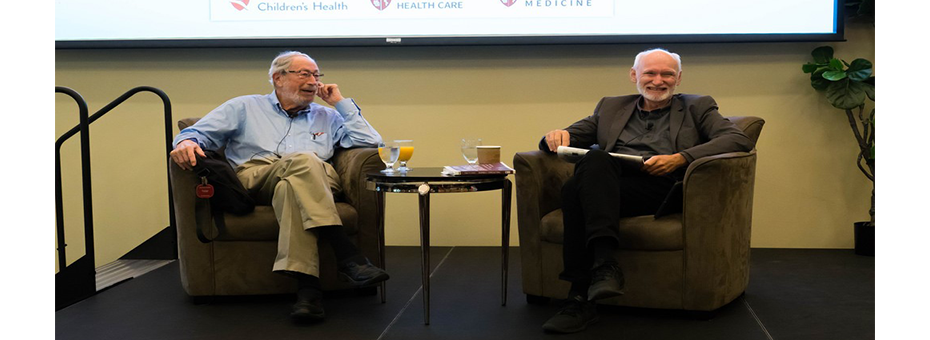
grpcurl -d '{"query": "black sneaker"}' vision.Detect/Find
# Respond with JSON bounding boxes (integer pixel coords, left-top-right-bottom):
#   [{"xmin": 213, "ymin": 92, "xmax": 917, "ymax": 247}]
[
  {"xmin": 542, "ymin": 295, "xmax": 599, "ymax": 333},
  {"xmin": 587, "ymin": 261, "xmax": 624, "ymax": 301},
  {"xmin": 290, "ymin": 296, "xmax": 325, "ymax": 322},
  {"xmin": 338, "ymin": 258, "xmax": 390, "ymax": 287}
]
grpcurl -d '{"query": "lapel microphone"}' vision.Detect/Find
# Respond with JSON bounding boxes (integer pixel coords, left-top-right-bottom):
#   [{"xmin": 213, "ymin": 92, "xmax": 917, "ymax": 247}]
[{"xmin": 620, "ymin": 122, "xmax": 655, "ymax": 148}]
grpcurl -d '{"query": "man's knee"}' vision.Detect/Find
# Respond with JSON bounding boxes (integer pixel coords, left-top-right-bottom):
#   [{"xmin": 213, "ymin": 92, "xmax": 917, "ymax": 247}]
[
  {"xmin": 279, "ymin": 153, "xmax": 326, "ymax": 172},
  {"xmin": 577, "ymin": 149, "xmax": 612, "ymax": 168},
  {"xmin": 575, "ymin": 149, "xmax": 624, "ymax": 181},
  {"xmin": 282, "ymin": 152, "xmax": 324, "ymax": 164}
]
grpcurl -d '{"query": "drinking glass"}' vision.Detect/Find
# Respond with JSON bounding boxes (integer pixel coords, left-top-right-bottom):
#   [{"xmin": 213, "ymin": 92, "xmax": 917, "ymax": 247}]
[
  {"xmin": 461, "ymin": 138, "xmax": 481, "ymax": 164},
  {"xmin": 395, "ymin": 140, "xmax": 414, "ymax": 172},
  {"xmin": 378, "ymin": 141, "xmax": 400, "ymax": 173}
]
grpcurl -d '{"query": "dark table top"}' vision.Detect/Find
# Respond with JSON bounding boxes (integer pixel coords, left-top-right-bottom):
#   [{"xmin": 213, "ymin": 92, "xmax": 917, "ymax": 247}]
[
  {"xmin": 366, "ymin": 167, "xmax": 508, "ymax": 182},
  {"xmin": 365, "ymin": 167, "xmax": 509, "ymax": 193}
]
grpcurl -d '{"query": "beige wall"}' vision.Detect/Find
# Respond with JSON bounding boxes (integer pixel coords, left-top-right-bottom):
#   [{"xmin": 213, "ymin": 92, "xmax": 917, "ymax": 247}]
[{"xmin": 55, "ymin": 22, "xmax": 874, "ymax": 269}]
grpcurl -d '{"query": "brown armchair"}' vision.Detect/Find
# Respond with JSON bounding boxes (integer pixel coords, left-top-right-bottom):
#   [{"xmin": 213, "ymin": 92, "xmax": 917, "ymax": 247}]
[
  {"xmin": 169, "ymin": 118, "xmax": 384, "ymax": 297},
  {"xmin": 513, "ymin": 116, "xmax": 764, "ymax": 311}
]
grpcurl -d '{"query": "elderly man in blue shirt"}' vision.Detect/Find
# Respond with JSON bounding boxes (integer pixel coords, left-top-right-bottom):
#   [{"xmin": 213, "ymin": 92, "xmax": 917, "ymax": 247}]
[{"xmin": 170, "ymin": 51, "xmax": 388, "ymax": 322}]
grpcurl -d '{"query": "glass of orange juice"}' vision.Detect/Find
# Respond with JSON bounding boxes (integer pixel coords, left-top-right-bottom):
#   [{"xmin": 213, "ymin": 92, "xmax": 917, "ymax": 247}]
[{"xmin": 394, "ymin": 140, "xmax": 414, "ymax": 172}]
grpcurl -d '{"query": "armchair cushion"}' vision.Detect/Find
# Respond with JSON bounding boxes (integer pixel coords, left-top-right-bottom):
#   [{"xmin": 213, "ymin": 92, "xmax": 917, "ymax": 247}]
[
  {"xmin": 541, "ymin": 211, "xmax": 684, "ymax": 250},
  {"xmin": 213, "ymin": 204, "xmax": 359, "ymax": 242}
]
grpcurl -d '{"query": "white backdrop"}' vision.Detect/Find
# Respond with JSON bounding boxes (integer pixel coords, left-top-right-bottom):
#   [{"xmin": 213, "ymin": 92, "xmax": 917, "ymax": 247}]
[{"xmin": 56, "ymin": 0, "xmax": 836, "ymax": 41}]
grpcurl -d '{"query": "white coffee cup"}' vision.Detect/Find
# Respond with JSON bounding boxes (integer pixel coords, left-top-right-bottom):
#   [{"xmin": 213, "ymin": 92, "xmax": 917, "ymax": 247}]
[{"xmin": 477, "ymin": 146, "xmax": 501, "ymax": 164}]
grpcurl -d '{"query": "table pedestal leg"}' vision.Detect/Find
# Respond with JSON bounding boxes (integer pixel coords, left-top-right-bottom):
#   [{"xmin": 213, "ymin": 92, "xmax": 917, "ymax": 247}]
[
  {"xmin": 376, "ymin": 191, "xmax": 386, "ymax": 304},
  {"xmin": 501, "ymin": 179, "xmax": 512, "ymax": 306},
  {"xmin": 418, "ymin": 185, "xmax": 431, "ymax": 325}
]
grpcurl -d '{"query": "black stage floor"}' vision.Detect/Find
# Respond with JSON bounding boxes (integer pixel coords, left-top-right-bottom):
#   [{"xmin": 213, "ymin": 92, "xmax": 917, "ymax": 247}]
[{"xmin": 56, "ymin": 247, "xmax": 874, "ymax": 340}]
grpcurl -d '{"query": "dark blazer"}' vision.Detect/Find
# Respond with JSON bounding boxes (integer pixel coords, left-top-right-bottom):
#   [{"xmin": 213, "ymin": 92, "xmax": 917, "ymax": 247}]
[{"xmin": 542, "ymin": 94, "xmax": 754, "ymax": 162}]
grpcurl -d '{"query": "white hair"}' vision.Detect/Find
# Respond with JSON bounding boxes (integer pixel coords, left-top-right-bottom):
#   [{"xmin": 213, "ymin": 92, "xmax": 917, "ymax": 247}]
[
  {"xmin": 632, "ymin": 48, "xmax": 682, "ymax": 73},
  {"xmin": 268, "ymin": 51, "xmax": 315, "ymax": 85}
]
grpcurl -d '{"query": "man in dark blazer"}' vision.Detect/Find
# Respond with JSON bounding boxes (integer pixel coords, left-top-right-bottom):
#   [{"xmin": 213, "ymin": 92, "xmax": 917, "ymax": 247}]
[{"xmin": 539, "ymin": 48, "xmax": 754, "ymax": 333}]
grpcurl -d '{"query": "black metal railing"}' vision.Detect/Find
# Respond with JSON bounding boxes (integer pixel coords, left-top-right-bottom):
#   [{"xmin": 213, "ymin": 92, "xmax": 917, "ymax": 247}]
[{"xmin": 55, "ymin": 86, "xmax": 175, "ymax": 310}]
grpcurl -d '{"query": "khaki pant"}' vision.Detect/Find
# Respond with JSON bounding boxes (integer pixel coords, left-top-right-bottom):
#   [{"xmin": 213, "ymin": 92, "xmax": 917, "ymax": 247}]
[{"xmin": 236, "ymin": 153, "xmax": 342, "ymax": 277}]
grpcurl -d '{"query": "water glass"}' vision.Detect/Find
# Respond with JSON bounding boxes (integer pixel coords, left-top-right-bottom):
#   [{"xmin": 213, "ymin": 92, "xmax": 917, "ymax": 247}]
[
  {"xmin": 461, "ymin": 138, "xmax": 481, "ymax": 164},
  {"xmin": 378, "ymin": 141, "xmax": 399, "ymax": 173}
]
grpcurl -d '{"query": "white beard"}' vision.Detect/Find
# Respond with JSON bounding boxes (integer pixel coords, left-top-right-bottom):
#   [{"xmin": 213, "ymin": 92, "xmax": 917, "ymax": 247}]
[
  {"xmin": 637, "ymin": 82, "xmax": 675, "ymax": 103},
  {"xmin": 280, "ymin": 88, "xmax": 314, "ymax": 108},
  {"xmin": 642, "ymin": 90, "xmax": 671, "ymax": 103}
]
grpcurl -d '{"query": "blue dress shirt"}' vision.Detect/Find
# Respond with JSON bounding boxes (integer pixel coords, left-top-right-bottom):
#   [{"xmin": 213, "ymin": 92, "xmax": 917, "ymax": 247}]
[{"xmin": 174, "ymin": 92, "xmax": 382, "ymax": 167}]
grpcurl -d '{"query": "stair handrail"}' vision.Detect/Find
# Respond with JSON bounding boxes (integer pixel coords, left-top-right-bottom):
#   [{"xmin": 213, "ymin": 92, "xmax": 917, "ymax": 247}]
[
  {"xmin": 55, "ymin": 86, "xmax": 92, "ymax": 269},
  {"xmin": 55, "ymin": 86, "xmax": 175, "ymax": 268}
]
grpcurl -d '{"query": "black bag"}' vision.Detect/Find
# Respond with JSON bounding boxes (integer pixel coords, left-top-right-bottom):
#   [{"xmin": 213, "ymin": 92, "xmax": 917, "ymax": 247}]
[
  {"xmin": 192, "ymin": 150, "xmax": 255, "ymax": 215},
  {"xmin": 191, "ymin": 150, "xmax": 255, "ymax": 242}
]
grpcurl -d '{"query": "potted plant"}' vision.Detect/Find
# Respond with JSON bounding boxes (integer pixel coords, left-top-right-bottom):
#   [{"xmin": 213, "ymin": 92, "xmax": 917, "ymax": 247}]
[{"xmin": 802, "ymin": 46, "xmax": 874, "ymax": 255}]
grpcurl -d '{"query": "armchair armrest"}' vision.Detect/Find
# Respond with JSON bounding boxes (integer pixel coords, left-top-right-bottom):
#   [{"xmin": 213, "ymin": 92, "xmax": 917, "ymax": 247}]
[
  {"xmin": 330, "ymin": 147, "xmax": 384, "ymax": 261},
  {"xmin": 330, "ymin": 147, "xmax": 383, "ymax": 208},
  {"xmin": 513, "ymin": 150, "xmax": 574, "ymax": 222},
  {"xmin": 169, "ymin": 161, "xmax": 216, "ymax": 296},
  {"xmin": 680, "ymin": 150, "xmax": 757, "ymax": 310},
  {"xmin": 513, "ymin": 150, "xmax": 574, "ymax": 294}
]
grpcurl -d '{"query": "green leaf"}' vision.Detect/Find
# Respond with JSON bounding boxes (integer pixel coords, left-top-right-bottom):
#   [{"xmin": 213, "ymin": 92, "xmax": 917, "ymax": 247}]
[
  {"xmin": 812, "ymin": 46, "xmax": 834, "ymax": 64},
  {"xmin": 863, "ymin": 82, "xmax": 875, "ymax": 101},
  {"xmin": 847, "ymin": 58, "xmax": 873, "ymax": 81},
  {"xmin": 823, "ymin": 70, "xmax": 847, "ymax": 81},
  {"xmin": 802, "ymin": 63, "xmax": 821, "ymax": 73},
  {"xmin": 810, "ymin": 69, "xmax": 830, "ymax": 90},
  {"xmin": 826, "ymin": 79, "xmax": 867, "ymax": 110},
  {"xmin": 829, "ymin": 58, "xmax": 844, "ymax": 71}
]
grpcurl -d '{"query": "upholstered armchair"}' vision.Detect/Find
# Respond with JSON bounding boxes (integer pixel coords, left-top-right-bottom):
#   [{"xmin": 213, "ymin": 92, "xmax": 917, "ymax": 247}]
[
  {"xmin": 170, "ymin": 118, "xmax": 384, "ymax": 297},
  {"xmin": 513, "ymin": 116, "xmax": 764, "ymax": 311}
]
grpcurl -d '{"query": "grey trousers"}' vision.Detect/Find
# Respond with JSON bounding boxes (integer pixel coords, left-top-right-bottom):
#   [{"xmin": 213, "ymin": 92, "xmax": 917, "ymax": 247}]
[{"xmin": 236, "ymin": 153, "xmax": 342, "ymax": 277}]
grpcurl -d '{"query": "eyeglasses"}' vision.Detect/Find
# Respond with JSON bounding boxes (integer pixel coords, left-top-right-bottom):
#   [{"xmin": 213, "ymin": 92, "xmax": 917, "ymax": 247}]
[{"xmin": 286, "ymin": 70, "xmax": 324, "ymax": 80}]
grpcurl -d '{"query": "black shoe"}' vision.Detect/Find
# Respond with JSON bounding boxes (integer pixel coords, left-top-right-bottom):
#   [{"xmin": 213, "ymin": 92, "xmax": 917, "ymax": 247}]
[
  {"xmin": 338, "ymin": 258, "xmax": 390, "ymax": 287},
  {"xmin": 290, "ymin": 296, "xmax": 325, "ymax": 322},
  {"xmin": 587, "ymin": 261, "xmax": 624, "ymax": 301},
  {"xmin": 542, "ymin": 294, "xmax": 599, "ymax": 333}
]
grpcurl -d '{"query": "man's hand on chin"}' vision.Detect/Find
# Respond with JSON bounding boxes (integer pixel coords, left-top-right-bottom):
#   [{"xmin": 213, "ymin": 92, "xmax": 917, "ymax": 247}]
[
  {"xmin": 642, "ymin": 153, "xmax": 687, "ymax": 176},
  {"xmin": 317, "ymin": 83, "xmax": 345, "ymax": 106}
]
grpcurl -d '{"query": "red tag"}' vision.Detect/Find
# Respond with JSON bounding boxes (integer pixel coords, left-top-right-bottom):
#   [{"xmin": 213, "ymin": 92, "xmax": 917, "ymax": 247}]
[{"xmin": 196, "ymin": 184, "xmax": 214, "ymax": 198}]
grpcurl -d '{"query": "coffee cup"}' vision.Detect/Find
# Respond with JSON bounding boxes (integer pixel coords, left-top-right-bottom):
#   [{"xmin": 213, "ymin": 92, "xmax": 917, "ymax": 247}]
[{"xmin": 477, "ymin": 146, "xmax": 501, "ymax": 164}]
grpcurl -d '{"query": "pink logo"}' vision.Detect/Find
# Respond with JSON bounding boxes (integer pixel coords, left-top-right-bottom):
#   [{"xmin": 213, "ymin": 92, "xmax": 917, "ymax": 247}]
[
  {"xmin": 230, "ymin": 0, "xmax": 250, "ymax": 11},
  {"xmin": 500, "ymin": 0, "xmax": 516, "ymax": 7},
  {"xmin": 371, "ymin": 0, "xmax": 391, "ymax": 11}
]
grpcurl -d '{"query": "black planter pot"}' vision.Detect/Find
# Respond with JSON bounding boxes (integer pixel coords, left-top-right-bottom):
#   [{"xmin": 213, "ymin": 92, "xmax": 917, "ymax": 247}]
[{"xmin": 854, "ymin": 221, "xmax": 874, "ymax": 256}]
